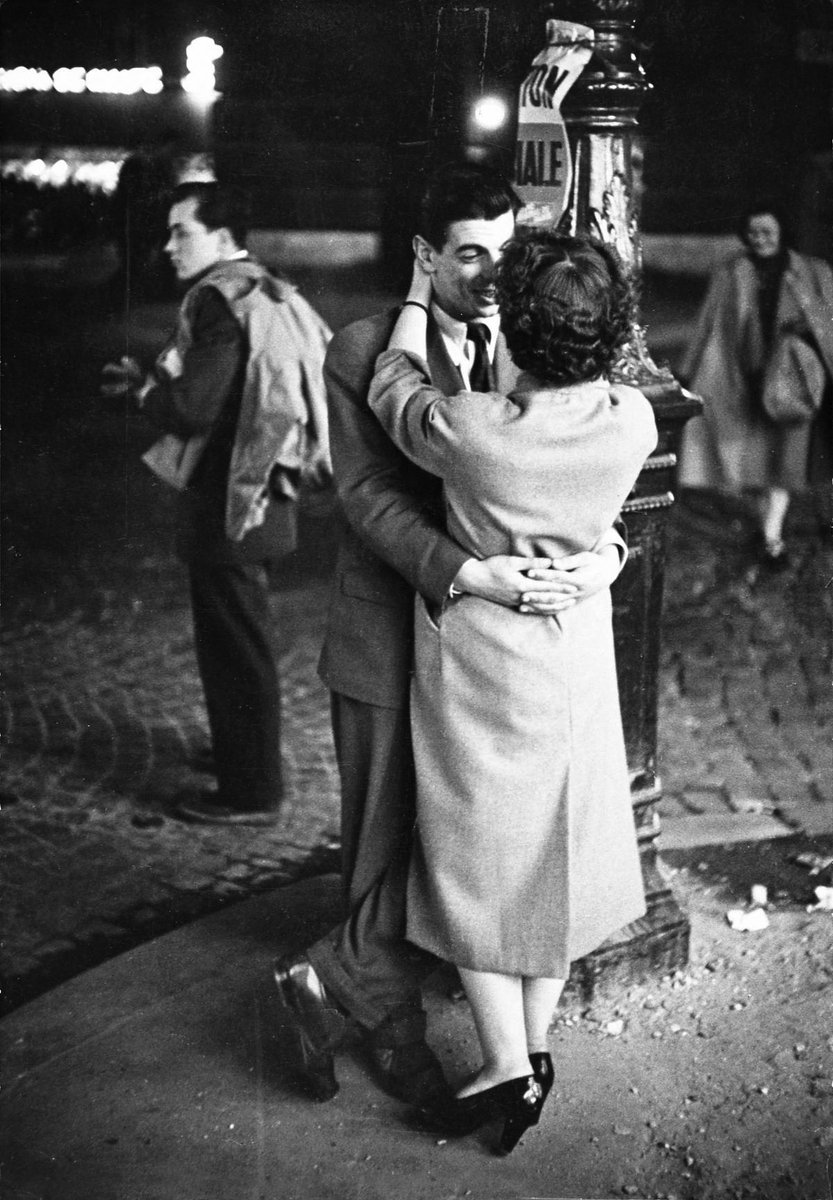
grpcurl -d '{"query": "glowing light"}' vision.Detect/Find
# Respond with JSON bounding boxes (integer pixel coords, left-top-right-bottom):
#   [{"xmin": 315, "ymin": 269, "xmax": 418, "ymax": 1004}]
[
  {"xmin": 0, "ymin": 67, "xmax": 53, "ymax": 92},
  {"xmin": 472, "ymin": 96, "xmax": 509, "ymax": 132},
  {"xmin": 0, "ymin": 65, "xmax": 164, "ymax": 95},
  {"xmin": 53, "ymin": 67, "xmax": 86, "ymax": 94},
  {"xmin": 2, "ymin": 154, "xmax": 124, "ymax": 193},
  {"xmin": 181, "ymin": 37, "xmax": 223, "ymax": 97},
  {"xmin": 47, "ymin": 159, "xmax": 70, "ymax": 186},
  {"xmin": 22, "ymin": 158, "xmax": 46, "ymax": 182}
]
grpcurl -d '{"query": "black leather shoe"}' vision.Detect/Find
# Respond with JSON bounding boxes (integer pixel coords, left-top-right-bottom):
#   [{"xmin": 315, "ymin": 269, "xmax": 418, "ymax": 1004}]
[
  {"xmin": 365, "ymin": 1004, "xmax": 451, "ymax": 1105},
  {"xmin": 174, "ymin": 791, "xmax": 281, "ymax": 826},
  {"xmin": 528, "ymin": 1051, "xmax": 553, "ymax": 1124},
  {"xmin": 273, "ymin": 955, "xmax": 347, "ymax": 1101},
  {"xmin": 189, "ymin": 747, "xmax": 216, "ymax": 774},
  {"xmin": 419, "ymin": 1073, "xmax": 544, "ymax": 1154}
]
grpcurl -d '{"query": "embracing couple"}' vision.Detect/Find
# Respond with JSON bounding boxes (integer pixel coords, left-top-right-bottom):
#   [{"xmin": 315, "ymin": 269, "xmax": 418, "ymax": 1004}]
[{"xmin": 273, "ymin": 163, "xmax": 656, "ymax": 1154}]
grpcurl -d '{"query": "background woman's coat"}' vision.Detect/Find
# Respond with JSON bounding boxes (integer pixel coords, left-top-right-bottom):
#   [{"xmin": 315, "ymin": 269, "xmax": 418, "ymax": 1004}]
[{"xmin": 679, "ymin": 250, "xmax": 833, "ymax": 492}]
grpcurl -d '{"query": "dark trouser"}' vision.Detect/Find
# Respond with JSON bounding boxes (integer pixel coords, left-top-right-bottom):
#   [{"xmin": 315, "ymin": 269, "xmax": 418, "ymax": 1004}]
[
  {"xmin": 307, "ymin": 692, "xmax": 439, "ymax": 1029},
  {"xmin": 188, "ymin": 559, "xmax": 283, "ymax": 813}
]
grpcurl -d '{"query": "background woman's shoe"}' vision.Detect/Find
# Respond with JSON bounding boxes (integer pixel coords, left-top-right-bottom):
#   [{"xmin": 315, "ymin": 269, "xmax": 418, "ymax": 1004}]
[
  {"xmin": 756, "ymin": 534, "xmax": 790, "ymax": 571},
  {"xmin": 272, "ymin": 955, "xmax": 348, "ymax": 1101}
]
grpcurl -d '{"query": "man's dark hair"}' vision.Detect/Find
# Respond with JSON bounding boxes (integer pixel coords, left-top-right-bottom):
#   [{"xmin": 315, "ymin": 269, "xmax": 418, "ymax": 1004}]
[
  {"xmin": 497, "ymin": 232, "xmax": 634, "ymax": 385},
  {"xmin": 417, "ymin": 163, "xmax": 521, "ymax": 251},
  {"xmin": 169, "ymin": 181, "xmax": 251, "ymax": 249}
]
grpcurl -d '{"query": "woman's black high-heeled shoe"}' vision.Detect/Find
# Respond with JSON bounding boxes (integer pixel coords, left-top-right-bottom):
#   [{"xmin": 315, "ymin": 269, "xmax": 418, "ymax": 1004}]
[
  {"xmin": 527, "ymin": 1052, "xmax": 553, "ymax": 1124},
  {"xmin": 420, "ymin": 1073, "xmax": 544, "ymax": 1154}
]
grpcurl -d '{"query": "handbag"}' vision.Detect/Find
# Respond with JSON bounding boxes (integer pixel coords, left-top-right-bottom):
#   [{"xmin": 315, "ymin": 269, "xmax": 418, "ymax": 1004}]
[{"xmin": 761, "ymin": 333, "xmax": 825, "ymax": 425}]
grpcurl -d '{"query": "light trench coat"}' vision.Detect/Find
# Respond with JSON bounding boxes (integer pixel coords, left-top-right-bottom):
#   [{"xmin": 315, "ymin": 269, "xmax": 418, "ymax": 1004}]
[{"xmin": 369, "ymin": 349, "xmax": 658, "ymax": 977}]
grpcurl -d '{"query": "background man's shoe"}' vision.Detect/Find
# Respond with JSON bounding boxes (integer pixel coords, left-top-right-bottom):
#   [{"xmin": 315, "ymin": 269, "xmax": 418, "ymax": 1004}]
[
  {"xmin": 365, "ymin": 1004, "xmax": 451, "ymax": 1105},
  {"xmin": 273, "ymin": 955, "xmax": 347, "ymax": 1101},
  {"xmin": 174, "ymin": 791, "xmax": 281, "ymax": 826},
  {"xmin": 189, "ymin": 747, "xmax": 216, "ymax": 774}
]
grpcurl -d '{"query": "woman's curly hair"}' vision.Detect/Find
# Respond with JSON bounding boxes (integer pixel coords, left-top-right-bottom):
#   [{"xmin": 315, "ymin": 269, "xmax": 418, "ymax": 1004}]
[{"xmin": 496, "ymin": 232, "xmax": 634, "ymax": 385}]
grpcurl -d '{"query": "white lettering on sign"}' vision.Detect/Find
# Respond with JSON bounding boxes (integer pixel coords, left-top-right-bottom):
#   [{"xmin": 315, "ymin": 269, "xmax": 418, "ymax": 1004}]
[
  {"xmin": 520, "ymin": 63, "xmax": 570, "ymax": 109},
  {"xmin": 515, "ymin": 134, "xmax": 565, "ymax": 189},
  {"xmin": 514, "ymin": 20, "xmax": 594, "ymax": 229}
]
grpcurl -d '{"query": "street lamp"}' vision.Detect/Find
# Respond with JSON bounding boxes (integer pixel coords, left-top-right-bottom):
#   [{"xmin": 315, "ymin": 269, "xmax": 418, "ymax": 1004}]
[{"xmin": 523, "ymin": 1, "xmax": 704, "ymax": 997}]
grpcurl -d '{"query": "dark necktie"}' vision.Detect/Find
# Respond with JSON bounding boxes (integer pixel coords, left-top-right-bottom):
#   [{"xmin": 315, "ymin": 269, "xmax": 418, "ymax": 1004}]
[{"xmin": 466, "ymin": 322, "xmax": 492, "ymax": 392}]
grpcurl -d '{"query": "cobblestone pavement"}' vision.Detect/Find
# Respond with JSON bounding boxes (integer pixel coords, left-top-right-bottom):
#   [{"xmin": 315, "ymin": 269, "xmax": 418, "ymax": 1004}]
[
  {"xmin": 1, "ymin": 562, "xmax": 342, "ymax": 1013},
  {"xmin": 3, "ymin": 487, "xmax": 830, "ymax": 1015},
  {"xmin": 2, "ymin": 265, "xmax": 831, "ymax": 1016},
  {"xmin": 657, "ymin": 495, "xmax": 832, "ymax": 845}
]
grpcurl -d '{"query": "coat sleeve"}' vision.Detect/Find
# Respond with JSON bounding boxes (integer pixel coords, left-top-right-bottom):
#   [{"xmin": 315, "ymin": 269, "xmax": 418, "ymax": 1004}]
[
  {"xmin": 367, "ymin": 348, "xmax": 460, "ymax": 475},
  {"xmin": 678, "ymin": 265, "xmax": 734, "ymax": 386},
  {"xmin": 141, "ymin": 288, "xmax": 244, "ymax": 436},
  {"xmin": 286, "ymin": 290, "xmax": 332, "ymax": 455},
  {"xmin": 325, "ymin": 325, "xmax": 470, "ymax": 603}
]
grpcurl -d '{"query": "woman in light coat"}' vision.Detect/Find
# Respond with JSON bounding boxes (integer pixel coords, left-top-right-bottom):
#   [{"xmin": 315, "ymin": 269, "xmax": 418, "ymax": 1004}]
[
  {"xmin": 368, "ymin": 233, "xmax": 657, "ymax": 1152},
  {"xmin": 678, "ymin": 203, "xmax": 833, "ymax": 567}
]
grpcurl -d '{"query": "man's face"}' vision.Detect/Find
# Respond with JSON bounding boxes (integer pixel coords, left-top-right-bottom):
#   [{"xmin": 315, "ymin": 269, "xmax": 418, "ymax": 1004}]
[
  {"xmin": 745, "ymin": 213, "xmax": 781, "ymax": 259},
  {"xmin": 419, "ymin": 210, "xmax": 516, "ymax": 322},
  {"xmin": 165, "ymin": 197, "xmax": 225, "ymax": 281}
]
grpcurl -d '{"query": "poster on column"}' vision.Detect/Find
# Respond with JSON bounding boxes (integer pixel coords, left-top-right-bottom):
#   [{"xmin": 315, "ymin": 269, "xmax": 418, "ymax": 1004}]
[{"xmin": 515, "ymin": 19, "xmax": 594, "ymax": 229}]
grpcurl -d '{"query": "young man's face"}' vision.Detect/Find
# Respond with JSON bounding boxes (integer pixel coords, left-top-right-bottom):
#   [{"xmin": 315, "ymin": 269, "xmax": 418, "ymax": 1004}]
[
  {"xmin": 165, "ymin": 196, "xmax": 226, "ymax": 281},
  {"xmin": 417, "ymin": 209, "xmax": 516, "ymax": 322}
]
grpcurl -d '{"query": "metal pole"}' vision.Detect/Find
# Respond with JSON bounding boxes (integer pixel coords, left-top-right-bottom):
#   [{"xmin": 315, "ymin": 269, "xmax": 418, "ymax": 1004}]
[{"xmin": 535, "ymin": 0, "xmax": 703, "ymax": 996}]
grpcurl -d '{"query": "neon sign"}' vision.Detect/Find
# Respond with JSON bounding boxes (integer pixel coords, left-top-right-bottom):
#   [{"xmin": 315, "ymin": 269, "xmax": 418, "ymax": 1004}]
[
  {"xmin": 0, "ymin": 66, "xmax": 164, "ymax": 95},
  {"xmin": 2, "ymin": 154, "xmax": 123, "ymax": 193}
]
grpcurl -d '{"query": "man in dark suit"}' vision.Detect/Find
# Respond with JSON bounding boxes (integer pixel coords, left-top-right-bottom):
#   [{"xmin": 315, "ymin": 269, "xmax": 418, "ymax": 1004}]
[
  {"xmin": 103, "ymin": 182, "xmax": 331, "ymax": 826},
  {"xmin": 273, "ymin": 166, "xmax": 626, "ymax": 1101}
]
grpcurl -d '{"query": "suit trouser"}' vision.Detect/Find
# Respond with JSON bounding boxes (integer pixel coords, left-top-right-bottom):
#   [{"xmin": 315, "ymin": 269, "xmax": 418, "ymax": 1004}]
[
  {"xmin": 188, "ymin": 559, "xmax": 284, "ymax": 813},
  {"xmin": 307, "ymin": 692, "xmax": 439, "ymax": 1029}
]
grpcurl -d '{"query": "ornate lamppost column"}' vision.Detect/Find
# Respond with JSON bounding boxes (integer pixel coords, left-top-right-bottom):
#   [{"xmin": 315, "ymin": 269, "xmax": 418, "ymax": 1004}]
[{"xmin": 528, "ymin": 0, "xmax": 702, "ymax": 996}]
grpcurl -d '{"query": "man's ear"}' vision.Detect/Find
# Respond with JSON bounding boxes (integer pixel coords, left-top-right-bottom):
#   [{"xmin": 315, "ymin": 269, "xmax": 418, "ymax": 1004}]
[{"xmin": 413, "ymin": 234, "xmax": 436, "ymax": 274}]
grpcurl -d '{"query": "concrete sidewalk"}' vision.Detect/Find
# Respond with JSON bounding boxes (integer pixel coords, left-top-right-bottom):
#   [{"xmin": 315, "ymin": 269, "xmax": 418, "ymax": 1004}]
[
  {"xmin": 2, "ymin": 876, "xmax": 627, "ymax": 1200},
  {"xmin": 4, "ymin": 861, "xmax": 831, "ymax": 1200}
]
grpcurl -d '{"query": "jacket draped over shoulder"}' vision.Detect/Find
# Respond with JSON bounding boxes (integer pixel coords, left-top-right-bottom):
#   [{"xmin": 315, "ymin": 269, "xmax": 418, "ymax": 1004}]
[{"xmin": 144, "ymin": 258, "xmax": 331, "ymax": 542}]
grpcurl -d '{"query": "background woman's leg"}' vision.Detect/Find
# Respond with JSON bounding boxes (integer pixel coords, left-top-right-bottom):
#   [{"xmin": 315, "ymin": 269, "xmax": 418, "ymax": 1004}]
[{"xmin": 760, "ymin": 485, "xmax": 791, "ymax": 554}]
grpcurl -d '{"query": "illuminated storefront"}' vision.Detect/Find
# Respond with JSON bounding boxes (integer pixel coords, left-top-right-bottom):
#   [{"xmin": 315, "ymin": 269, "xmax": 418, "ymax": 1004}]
[{"xmin": 0, "ymin": 39, "xmax": 222, "ymax": 200}]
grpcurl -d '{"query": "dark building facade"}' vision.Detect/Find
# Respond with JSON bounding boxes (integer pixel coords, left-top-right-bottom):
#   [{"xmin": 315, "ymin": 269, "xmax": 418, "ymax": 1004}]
[{"xmin": 2, "ymin": 0, "xmax": 831, "ymax": 248}]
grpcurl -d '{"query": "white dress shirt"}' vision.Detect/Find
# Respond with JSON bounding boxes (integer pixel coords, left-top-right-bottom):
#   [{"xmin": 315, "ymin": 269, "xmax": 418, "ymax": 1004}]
[{"xmin": 430, "ymin": 304, "xmax": 501, "ymax": 391}]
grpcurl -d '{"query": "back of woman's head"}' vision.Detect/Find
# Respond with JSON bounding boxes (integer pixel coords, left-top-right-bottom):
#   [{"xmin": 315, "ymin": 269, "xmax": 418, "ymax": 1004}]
[{"xmin": 497, "ymin": 233, "xmax": 634, "ymax": 384}]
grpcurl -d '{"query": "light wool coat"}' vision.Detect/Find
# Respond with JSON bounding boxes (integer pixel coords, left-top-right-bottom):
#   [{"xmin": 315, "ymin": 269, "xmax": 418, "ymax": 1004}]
[
  {"xmin": 679, "ymin": 249, "xmax": 833, "ymax": 492},
  {"xmin": 369, "ymin": 350, "xmax": 658, "ymax": 976}
]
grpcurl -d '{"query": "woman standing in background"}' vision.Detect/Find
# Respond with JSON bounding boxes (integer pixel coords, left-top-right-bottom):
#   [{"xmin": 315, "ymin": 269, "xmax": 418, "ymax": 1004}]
[{"xmin": 678, "ymin": 203, "xmax": 833, "ymax": 568}]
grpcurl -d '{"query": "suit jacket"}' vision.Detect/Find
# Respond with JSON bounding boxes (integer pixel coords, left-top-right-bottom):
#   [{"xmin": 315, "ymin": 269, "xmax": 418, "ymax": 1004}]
[{"xmin": 318, "ymin": 307, "xmax": 520, "ymax": 708}]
